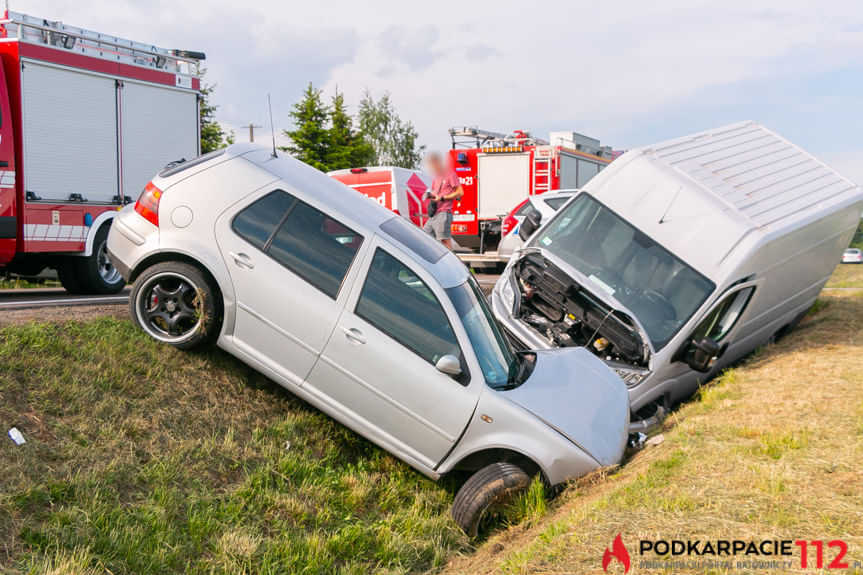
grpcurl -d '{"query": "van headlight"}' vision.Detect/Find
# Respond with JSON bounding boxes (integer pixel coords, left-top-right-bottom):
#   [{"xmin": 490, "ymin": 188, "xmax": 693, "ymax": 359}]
[
  {"xmin": 497, "ymin": 273, "xmax": 517, "ymax": 313},
  {"xmin": 610, "ymin": 365, "xmax": 650, "ymax": 388}
]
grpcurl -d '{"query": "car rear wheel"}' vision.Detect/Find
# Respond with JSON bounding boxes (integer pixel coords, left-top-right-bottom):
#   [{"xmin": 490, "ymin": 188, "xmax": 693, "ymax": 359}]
[
  {"xmin": 451, "ymin": 462, "xmax": 531, "ymax": 537},
  {"xmin": 130, "ymin": 262, "xmax": 220, "ymax": 349}
]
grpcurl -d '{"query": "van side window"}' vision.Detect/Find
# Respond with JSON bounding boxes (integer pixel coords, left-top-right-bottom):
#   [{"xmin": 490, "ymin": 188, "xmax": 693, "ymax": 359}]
[
  {"xmin": 692, "ymin": 287, "xmax": 755, "ymax": 342},
  {"xmin": 356, "ymin": 248, "xmax": 460, "ymax": 365},
  {"xmin": 232, "ymin": 189, "xmax": 364, "ymax": 299}
]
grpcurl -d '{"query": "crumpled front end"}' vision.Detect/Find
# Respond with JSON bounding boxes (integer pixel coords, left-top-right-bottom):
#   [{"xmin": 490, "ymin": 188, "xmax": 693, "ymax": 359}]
[{"xmin": 502, "ymin": 347, "xmax": 630, "ymax": 467}]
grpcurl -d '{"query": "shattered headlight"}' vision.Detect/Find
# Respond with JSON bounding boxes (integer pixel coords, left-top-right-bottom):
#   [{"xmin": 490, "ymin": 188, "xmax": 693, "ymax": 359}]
[{"xmin": 611, "ymin": 365, "xmax": 650, "ymax": 388}]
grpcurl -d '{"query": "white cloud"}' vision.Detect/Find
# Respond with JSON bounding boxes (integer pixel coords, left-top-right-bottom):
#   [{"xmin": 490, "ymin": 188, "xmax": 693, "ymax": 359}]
[{"xmin": 17, "ymin": 0, "xmax": 863, "ymax": 156}]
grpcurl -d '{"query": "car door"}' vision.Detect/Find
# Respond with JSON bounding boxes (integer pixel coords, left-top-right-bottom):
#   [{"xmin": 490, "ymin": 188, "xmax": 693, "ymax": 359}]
[
  {"xmin": 305, "ymin": 241, "xmax": 480, "ymax": 469},
  {"xmin": 215, "ymin": 188, "xmax": 367, "ymax": 386}
]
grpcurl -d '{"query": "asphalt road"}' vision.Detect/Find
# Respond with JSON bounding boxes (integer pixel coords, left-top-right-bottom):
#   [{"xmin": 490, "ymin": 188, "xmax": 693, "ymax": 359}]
[{"xmin": 0, "ymin": 287, "xmax": 130, "ymax": 310}]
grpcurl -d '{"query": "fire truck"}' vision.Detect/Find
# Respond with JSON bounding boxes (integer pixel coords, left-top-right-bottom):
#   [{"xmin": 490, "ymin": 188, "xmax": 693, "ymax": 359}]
[
  {"xmin": 0, "ymin": 11, "xmax": 203, "ymax": 293},
  {"xmin": 446, "ymin": 127, "xmax": 616, "ymax": 258}
]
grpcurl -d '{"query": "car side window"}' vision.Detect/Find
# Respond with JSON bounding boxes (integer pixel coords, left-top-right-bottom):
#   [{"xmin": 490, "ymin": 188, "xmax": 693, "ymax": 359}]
[
  {"xmin": 356, "ymin": 248, "xmax": 461, "ymax": 366},
  {"xmin": 232, "ymin": 190, "xmax": 294, "ymax": 250},
  {"xmin": 692, "ymin": 287, "xmax": 755, "ymax": 342},
  {"xmin": 232, "ymin": 190, "xmax": 363, "ymax": 299}
]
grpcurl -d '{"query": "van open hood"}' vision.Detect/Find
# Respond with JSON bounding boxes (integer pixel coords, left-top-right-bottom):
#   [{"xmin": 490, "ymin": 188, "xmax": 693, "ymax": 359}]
[{"xmin": 502, "ymin": 348, "xmax": 629, "ymax": 466}]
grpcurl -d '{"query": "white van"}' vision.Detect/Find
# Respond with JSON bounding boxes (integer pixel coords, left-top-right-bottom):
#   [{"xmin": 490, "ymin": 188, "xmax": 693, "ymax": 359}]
[
  {"xmin": 492, "ymin": 122, "xmax": 863, "ymax": 419},
  {"xmin": 328, "ymin": 166, "xmax": 432, "ymax": 229}
]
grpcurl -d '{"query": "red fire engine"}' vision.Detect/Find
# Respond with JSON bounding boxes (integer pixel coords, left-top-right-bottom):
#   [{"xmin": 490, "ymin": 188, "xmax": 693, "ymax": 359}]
[
  {"xmin": 0, "ymin": 11, "xmax": 203, "ymax": 293},
  {"xmin": 446, "ymin": 127, "xmax": 616, "ymax": 255}
]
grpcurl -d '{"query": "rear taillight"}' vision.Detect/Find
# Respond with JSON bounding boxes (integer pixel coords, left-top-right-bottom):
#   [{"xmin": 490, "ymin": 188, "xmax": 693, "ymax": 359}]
[
  {"xmin": 134, "ymin": 182, "xmax": 163, "ymax": 226},
  {"xmin": 502, "ymin": 198, "xmax": 529, "ymax": 235}
]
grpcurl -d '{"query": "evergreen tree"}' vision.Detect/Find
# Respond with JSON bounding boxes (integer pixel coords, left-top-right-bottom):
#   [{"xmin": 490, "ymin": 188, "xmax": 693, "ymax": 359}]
[
  {"xmin": 199, "ymin": 71, "xmax": 233, "ymax": 154},
  {"xmin": 282, "ymin": 83, "xmax": 330, "ymax": 171},
  {"xmin": 327, "ymin": 88, "xmax": 375, "ymax": 170}
]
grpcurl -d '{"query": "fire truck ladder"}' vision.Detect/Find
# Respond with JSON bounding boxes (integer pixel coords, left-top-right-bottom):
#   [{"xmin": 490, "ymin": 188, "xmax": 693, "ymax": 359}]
[
  {"xmin": 532, "ymin": 147, "xmax": 552, "ymax": 194},
  {"xmin": 0, "ymin": 11, "xmax": 205, "ymax": 75}
]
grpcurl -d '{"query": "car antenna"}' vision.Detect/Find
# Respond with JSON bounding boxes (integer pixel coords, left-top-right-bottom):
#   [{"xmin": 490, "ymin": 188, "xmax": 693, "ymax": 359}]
[
  {"xmin": 267, "ymin": 93, "xmax": 278, "ymax": 158},
  {"xmin": 658, "ymin": 186, "xmax": 683, "ymax": 224}
]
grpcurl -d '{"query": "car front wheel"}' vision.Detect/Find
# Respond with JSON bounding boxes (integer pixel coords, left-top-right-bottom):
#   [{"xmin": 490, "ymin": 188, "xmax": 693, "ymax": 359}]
[
  {"xmin": 451, "ymin": 462, "xmax": 531, "ymax": 537},
  {"xmin": 130, "ymin": 261, "xmax": 220, "ymax": 349}
]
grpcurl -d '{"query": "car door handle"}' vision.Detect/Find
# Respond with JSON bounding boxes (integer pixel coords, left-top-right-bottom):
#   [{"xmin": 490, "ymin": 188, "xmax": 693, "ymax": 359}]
[
  {"xmin": 342, "ymin": 327, "xmax": 366, "ymax": 345},
  {"xmin": 229, "ymin": 251, "xmax": 254, "ymax": 269}
]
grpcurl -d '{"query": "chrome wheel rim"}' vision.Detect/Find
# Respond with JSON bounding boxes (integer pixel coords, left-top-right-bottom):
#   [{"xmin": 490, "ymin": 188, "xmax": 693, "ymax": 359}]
[
  {"xmin": 97, "ymin": 241, "xmax": 122, "ymax": 284},
  {"xmin": 135, "ymin": 272, "xmax": 202, "ymax": 343}
]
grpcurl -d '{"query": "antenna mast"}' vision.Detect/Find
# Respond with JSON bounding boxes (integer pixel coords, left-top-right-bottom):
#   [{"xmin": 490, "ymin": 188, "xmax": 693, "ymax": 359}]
[{"xmin": 267, "ymin": 94, "xmax": 277, "ymax": 158}]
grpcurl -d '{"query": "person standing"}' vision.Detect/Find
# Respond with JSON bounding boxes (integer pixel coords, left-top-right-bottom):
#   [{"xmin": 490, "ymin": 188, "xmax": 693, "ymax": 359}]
[{"xmin": 422, "ymin": 151, "xmax": 463, "ymax": 250}]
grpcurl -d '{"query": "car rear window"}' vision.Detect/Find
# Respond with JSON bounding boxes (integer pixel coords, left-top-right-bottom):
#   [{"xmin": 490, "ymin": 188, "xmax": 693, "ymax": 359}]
[{"xmin": 379, "ymin": 216, "xmax": 448, "ymax": 264}]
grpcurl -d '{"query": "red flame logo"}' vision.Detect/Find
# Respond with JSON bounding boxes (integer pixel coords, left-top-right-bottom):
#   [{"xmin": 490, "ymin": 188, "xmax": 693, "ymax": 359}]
[{"xmin": 602, "ymin": 533, "xmax": 631, "ymax": 573}]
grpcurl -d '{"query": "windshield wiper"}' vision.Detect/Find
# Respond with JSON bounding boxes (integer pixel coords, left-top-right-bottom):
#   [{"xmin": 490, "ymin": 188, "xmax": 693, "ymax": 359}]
[{"xmin": 493, "ymin": 352, "xmax": 535, "ymax": 391}]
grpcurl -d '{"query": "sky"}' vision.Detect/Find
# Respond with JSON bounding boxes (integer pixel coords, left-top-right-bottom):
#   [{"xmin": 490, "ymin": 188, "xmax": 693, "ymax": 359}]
[{"xmin": 20, "ymin": 0, "xmax": 863, "ymax": 184}]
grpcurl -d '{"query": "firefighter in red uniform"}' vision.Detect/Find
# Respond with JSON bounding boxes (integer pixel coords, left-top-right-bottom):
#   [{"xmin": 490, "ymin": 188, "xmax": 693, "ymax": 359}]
[{"xmin": 423, "ymin": 151, "xmax": 464, "ymax": 250}]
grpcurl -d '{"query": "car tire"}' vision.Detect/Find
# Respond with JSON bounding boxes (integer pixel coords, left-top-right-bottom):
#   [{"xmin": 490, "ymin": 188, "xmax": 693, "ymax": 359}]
[
  {"xmin": 130, "ymin": 261, "xmax": 220, "ymax": 350},
  {"xmin": 57, "ymin": 225, "xmax": 126, "ymax": 295},
  {"xmin": 451, "ymin": 462, "xmax": 531, "ymax": 537}
]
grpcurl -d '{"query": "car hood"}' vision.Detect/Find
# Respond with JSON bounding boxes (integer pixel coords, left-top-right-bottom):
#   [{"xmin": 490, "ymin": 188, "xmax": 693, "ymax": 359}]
[{"xmin": 501, "ymin": 348, "xmax": 630, "ymax": 466}]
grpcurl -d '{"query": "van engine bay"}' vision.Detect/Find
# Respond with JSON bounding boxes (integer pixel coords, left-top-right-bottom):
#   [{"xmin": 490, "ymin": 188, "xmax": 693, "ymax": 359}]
[{"xmin": 511, "ymin": 253, "xmax": 649, "ymax": 369}]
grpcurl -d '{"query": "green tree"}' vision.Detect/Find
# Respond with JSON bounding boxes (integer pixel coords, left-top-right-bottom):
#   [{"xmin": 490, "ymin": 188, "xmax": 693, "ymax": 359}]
[
  {"xmin": 357, "ymin": 90, "xmax": 424, "ymax": 169},
  {"xmin": 326, "ymin": 88, "xmax": 375, "ymax": 170},
  {"xmin": 199, "ymin": 71, "xmax": 233, "ymax": 154},
  {"xmin": 282, "ymin": 83, "xmax": 331, "ymax": 171}
]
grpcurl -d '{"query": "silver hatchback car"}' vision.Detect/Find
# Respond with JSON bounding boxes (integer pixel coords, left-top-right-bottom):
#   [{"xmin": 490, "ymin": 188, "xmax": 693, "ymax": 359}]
[{"xmin": 107, "ymin": 144, "xmax": 629, "ymax": 535}]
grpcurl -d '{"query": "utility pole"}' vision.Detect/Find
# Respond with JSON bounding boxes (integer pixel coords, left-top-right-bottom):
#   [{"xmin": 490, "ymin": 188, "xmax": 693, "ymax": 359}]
[{"xmin": 241, "ymin": 123, "xmax": 263, "ymax": 142}]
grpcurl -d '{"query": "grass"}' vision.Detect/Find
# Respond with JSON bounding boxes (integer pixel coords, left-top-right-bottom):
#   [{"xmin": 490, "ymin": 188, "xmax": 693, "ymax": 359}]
[
  {"xmin": 0, "ymin": 276, "xmax": 62, "ymax": 290},
  {"xmin": 0, "ymin": 319, "xmax": 470, "ymax": 574},
  {"xmin": 825, "ymin": 262, "xmax": 863, "ymax": 288},
  {"xmin": 443, "ymin": 289, "xmax": 863, "ymax": 574},
  {"xmin": 3, "ymin": 265, "xmax": 863, "ymax": 574}
]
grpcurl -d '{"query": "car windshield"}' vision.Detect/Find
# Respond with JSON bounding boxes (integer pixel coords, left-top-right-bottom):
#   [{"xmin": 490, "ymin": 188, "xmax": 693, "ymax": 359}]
[
  {"xmin": 531, "ymin": 193, "xmax": 715, "ymax": 350},
  {"xmin": 446, "ymin": 279, "xmax": 521, "ymax": 388}
]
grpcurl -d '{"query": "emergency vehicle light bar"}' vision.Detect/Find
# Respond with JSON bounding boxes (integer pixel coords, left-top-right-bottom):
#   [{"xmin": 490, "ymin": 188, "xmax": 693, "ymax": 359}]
[{"xmin": 482, "ymin": 146, "xmax": 524, "ymax": 153}]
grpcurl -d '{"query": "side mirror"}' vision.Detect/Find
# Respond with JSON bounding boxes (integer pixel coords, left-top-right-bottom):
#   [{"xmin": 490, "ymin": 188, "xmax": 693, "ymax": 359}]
[
  {"xmin": 435, "ymin": 354, "xmax": 462, "ymax": 376},
  {"xmin": 519, "ymin": 210, "xmax": 542, "ymax": 241},
  {"xmin": 685, "ymin": 337, "xmax": 721, "ymax": 372}
]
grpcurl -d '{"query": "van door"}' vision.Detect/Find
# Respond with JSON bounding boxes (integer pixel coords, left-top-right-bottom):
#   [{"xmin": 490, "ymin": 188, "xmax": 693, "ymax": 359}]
[
  {"xmin": 305, "ymin": 242, "xmax": 480, "ymax": 468},
  {"xmin": 215, "ymin": 188, "xmax": 367, "ymax": 386},
  {"xmin": 680, "ymin": 282, "xmax": 758, "ymax": 370}
]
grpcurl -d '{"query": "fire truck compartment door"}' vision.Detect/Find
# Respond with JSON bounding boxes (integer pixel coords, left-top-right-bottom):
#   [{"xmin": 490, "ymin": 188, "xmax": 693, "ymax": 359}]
[
  {"xmin": 22, "ymin": 61, "xmax": 119, "ymax": 203},
  {"xmin": 121, "ymin": 81, "xmax": 199, "ymax": 198},
  {"xmin": 477, "ymin": 153, "xmax": 530, "ymax": 219}
]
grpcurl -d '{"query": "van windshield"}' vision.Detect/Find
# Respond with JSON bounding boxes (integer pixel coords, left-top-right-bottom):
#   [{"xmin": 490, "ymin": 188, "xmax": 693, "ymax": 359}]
[
  {"xmin": 532, "ymin": 193, "xmax": 715, "ymax": 350},
  {"xmin": 447, "ymin": 279, "xmax": 523, "ymax": 388}
]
